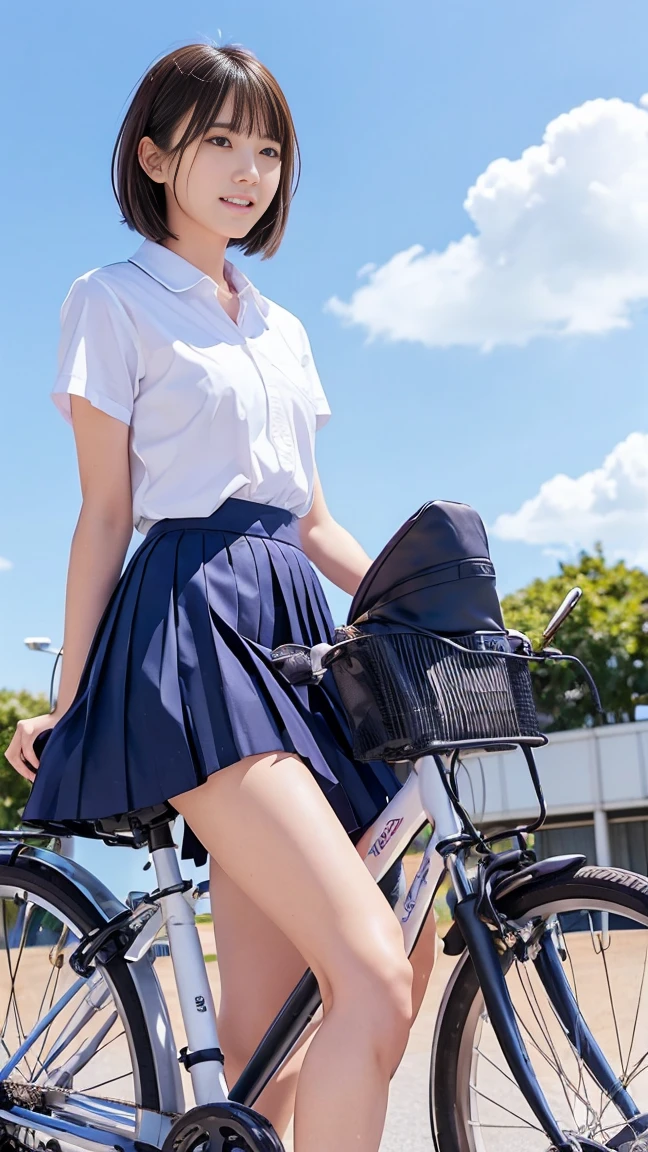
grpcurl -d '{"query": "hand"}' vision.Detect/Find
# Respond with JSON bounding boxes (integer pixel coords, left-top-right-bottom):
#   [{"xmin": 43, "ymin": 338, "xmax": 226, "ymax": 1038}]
[{"xmin": 4, "ymin": 709, "xmax": 65, "ymax": 783}]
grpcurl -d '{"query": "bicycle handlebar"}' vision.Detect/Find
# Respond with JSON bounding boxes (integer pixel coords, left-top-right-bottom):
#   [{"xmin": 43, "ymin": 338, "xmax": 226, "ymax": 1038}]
[
  {"xmin": 269, "ymin": 627, "xmax": 602, "ymax": 715},
  {"xmin": 270, "ymin": 629, "xmax": 537, "ymax": 687}
]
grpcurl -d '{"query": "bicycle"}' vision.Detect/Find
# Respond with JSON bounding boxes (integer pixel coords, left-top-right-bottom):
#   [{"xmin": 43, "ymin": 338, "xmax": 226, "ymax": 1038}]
[{"xmin": 2, "ymin": 592, "xmax": 648, "ymax": 1152}]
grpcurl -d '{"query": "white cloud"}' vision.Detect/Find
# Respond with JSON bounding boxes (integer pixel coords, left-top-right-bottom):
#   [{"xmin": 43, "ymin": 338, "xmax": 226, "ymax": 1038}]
[
  {"xmin": 492, "ymin": 432, "xmax": 648, "ymax": 566},
  {"xmin": 326, "ymin": 95, "xmax": 648, "ymax": 351},
  {"xmin": 0, "ymin": 557, "xmax": 12, "ymax": 572}
]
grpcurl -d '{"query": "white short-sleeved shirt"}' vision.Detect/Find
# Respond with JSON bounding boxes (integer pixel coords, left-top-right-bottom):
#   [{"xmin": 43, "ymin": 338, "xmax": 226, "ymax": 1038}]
[{"xmin": 52, "ymin": 239, "xmax": 332, "ymax": 535}]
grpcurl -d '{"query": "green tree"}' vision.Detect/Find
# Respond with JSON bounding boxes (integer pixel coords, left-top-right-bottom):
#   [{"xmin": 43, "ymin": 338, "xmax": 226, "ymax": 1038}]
[
  {"xmin": 501, "ymin": 546, "xmax": 648, "ymax": 732},
  {"xmin": 0, "ymin": 688, "xmax": 50, "ymax": 830}
]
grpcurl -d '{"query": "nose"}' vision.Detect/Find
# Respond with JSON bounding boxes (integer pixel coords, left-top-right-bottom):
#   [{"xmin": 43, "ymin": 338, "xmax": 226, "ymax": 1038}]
[{"xmin": 232, "ymin": 148, "xmax": 260, "ymax": 184}]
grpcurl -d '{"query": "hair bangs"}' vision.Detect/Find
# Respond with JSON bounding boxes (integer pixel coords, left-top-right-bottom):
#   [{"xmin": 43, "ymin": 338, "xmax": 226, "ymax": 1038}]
[{"xmin": 171, "ymin": 60, "xmax": 285, "ymax": 158}]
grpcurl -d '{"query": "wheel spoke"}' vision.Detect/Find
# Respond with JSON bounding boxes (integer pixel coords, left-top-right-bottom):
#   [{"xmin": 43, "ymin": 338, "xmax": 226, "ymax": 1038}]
[
  {"xmin": 551, "ymin": 932, "xmax": 600, "ymax": 1127},
  {"xmin": 562, "ymin": 933, "xmax": 607, "ymax": 1138},
  {"xmin": 37, "ymin": 969, "xmax": 109, "ymax": 1077},
  {"xmin": 623, "ymin": 1049, "xmax": 648, "ymax": 1089},
  {"xmin": 598, "ymin": 927, "xmax": 625, "ymax": 1071},
  {"xmin": 95, "ymin": 1029, "xmax": 127, "ymax": 1057},
  {"xmin": 625, "ymin": 938, "xmax": 648, "ymax": 1080},
  {"xmin": 1, "ymin": 900, "xmax": 34, "ymax": 1077},
  {"xmin": 467, "ymin": 1122, "xmax": 551, "ymax": 1129},
  {"xmin": 81, "ymin": 1071, "xmax": 133, "ymax": 1093},
  {"xmin": 34, "ymin": 962, "xmax": 63, "ymax": 1068},
  {"xmin": 468, "ymin": 1082, "xmax": 546, "ymax": 1133},
  {"xmin": 514, "ymin": 960, "xmax": 590, "ymax": 1127},
  {"xmin": 472, "ymin": 1043, "xmax": 527, "ymax": 1092}
]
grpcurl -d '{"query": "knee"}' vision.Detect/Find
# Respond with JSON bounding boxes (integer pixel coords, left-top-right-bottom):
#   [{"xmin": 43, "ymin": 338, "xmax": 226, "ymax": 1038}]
[
  {"xmin": 334, "ymin": 928, "xmax": 414, "ymax": 1075},
  {"xmin": 375, "ymin": 950, "xmax": 414, "ymax": 1067}
]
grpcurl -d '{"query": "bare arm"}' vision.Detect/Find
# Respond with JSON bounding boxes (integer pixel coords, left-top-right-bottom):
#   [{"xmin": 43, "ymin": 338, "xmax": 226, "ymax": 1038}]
[
  {"xmin": 54, "ymin": 396, "xmax": 134, "ymax": 711},
  {"xmin": 5, "ymin": 396, "xmax": 133, "ymax": 779},
  {"xmin": 298, "ymin": 468, "xmax": 372, "ymax": 597}
]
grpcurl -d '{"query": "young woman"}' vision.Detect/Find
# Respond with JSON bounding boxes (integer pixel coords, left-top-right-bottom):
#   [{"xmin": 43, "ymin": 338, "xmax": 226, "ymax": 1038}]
[{"xmin": 5, "ymin": 42, "xmax": 435, "ymax": 1152}]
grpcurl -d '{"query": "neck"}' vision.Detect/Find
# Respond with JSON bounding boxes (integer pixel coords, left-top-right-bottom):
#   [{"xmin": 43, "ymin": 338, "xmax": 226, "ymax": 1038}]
[{"xmin": 161, "ymin": 224, "xmax": 233, "ymax": 291}]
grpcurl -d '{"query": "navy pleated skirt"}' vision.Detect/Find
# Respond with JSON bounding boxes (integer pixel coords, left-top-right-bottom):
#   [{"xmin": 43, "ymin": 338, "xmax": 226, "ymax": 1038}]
[{"xmin": 23, "ymin": 498, "xmax": 402, "ymax": 866}]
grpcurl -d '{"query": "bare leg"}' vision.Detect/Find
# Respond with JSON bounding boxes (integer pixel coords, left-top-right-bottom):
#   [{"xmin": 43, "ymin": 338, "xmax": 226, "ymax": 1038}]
[
  {"xmin": 170, "ymin": 752, "xmax": 413, "ymax": 1152},
  {"xmin": 206, "ymin": 828, "xmax": 436, "ymax": 1138},
  {"xmin": 353, "ymin": 824, "xmax": 437, "ymax": 1020},
  {"xmin": 208, "ymin": 855, "xmax": 318, "ymax": 1139}
]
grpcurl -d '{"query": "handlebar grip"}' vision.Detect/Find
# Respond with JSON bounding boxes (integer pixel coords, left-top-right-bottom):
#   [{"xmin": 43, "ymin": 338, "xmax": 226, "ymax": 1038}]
[
  {"xmin": 33, "ymin": 728, "xmax": 54, "ymax": 763},
  {"xmin": 275, "ymin": 652, "xmax": 316, "ymax": 685}
]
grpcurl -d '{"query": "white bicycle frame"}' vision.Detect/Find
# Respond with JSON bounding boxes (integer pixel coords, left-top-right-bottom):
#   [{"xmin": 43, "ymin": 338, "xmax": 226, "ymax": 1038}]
[{"xmin": 152, "ymin": 752, "xmax": 461, "ymax": 1108}]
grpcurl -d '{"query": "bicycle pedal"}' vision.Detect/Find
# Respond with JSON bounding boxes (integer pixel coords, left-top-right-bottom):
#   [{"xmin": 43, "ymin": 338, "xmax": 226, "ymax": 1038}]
[{"xmin": 161, "ymin": 1103, "xmax": 284, "ymax": 1152}]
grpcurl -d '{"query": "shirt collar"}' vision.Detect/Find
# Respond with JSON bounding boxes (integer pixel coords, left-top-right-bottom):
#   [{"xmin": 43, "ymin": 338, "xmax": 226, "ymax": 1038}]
[{"xmin": 127, "ymin": 239, "xmax": 270, "ymax": 318}]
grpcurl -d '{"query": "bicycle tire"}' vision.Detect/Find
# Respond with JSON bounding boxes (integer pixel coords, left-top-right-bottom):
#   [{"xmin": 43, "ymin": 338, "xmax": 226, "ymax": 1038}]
[
  {"xmin": 0, "ymin": 852, "xmax": 159, "ymax": 1113},
  {"xmin": 430, "ymin": 865, "xmax": 648, "ymax": 1152}
]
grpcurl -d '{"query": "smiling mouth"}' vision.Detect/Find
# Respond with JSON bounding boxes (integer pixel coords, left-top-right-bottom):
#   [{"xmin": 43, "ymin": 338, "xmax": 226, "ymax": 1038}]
[{"xmin": 220, "ymin": 197, "xmax": 254, "ymax": 209}]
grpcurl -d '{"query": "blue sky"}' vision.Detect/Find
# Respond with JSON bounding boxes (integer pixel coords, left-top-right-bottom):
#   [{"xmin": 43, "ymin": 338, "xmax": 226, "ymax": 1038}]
[{"xmin": 2, "ymin": 0, "xmax": 648, "ymax": 895}]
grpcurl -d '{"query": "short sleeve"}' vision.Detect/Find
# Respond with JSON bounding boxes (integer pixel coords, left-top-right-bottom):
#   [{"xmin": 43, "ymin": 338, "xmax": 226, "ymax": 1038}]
[
  {"xmin": 51, "ymin": 273, "xmax": 143, "ymax": 426},
  {"xmin": 297, "ymin": 322, "xmax": 332, "ymax": 431}
]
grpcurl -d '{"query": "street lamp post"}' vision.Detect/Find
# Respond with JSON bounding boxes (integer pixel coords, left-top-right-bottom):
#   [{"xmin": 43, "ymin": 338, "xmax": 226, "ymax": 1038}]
[{"xmin": 24, "ymin": 636, "xmax": 62, "ymax": 712}]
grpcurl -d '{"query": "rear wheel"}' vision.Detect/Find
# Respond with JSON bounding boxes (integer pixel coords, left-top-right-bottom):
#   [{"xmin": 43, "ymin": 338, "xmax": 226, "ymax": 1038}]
[
  {"xmin": 0, "ymin": 852, "xmax": 159, "ymax": 1146},
  {"xmin": 430, "ymin": 866, "xmax": 648, "ymax": 1151}
]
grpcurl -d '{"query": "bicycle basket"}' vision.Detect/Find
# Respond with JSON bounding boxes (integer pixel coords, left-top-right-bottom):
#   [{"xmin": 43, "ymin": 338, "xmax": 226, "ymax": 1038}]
[{"xmin": 323, "ymin": 630, "xmax": 544, "ymax": 762}]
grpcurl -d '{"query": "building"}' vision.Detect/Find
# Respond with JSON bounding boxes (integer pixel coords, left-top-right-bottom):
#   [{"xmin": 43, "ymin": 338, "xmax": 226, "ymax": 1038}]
[{"xmin": 456, "ymin": 719, "xmax": 648, "ymax": 872}]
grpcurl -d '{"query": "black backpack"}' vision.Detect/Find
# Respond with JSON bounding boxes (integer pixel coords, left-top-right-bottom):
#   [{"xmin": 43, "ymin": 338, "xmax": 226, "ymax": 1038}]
[
  {"xmin": 347, "ymin": 499, "xmax": 506, "ymax": 636},
  {"xmin": 322, "ymin": 500, "xmax": 543, "ymax": 761}
]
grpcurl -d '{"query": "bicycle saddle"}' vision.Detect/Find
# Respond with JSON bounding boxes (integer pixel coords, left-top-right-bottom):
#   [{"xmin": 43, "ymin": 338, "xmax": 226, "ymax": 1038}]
[{"xmin": 22, "ymin": 728, "xmax": 176, "ymax": 845}]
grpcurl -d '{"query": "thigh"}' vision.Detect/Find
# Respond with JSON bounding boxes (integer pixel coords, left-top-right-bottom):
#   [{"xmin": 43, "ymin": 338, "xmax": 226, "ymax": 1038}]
[{"xmin": 170, "ymin": 752, "xmax": 410, "ymax": 999}]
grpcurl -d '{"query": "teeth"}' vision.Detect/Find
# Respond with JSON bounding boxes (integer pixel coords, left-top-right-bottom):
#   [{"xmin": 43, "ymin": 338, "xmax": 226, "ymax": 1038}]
[{"xmin": 223, "ymin": 197, "xmax": 252, "ymax": 206}]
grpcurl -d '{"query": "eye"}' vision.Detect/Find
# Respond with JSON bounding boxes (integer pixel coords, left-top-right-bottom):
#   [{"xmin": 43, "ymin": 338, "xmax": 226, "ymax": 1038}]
[{"xmin": 207, "ymin": 135, "xmax": 280, "ymax": 158}]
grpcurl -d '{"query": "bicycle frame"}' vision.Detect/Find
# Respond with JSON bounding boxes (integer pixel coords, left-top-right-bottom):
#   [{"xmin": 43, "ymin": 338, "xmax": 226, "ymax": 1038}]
[
  {"xmin": 145, "ymin": 756, "xmax": 450, "ymax": 1110},
  {"xmin": 3, "ymin": 749, "xmax": 641, "ymax": 1152},
  {"xmin": 151, "ymin": 749, "xmax": 641, "ymax": 1152}
]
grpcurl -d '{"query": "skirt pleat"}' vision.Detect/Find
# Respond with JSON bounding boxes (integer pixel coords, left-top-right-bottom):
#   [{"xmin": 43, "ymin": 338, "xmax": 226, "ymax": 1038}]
[{"xmin": 23, "ymin": 498, "xmax": 402, "ymax": 865}]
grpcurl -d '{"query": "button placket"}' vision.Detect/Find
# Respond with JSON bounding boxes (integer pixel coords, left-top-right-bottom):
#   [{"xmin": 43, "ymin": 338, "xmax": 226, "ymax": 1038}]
[
  {"xmin": 268, "ymin": 380, "xmax": 295, "ymax": 470},
  {"xmin": 243, "ymin": 343, "xmax": 295, "ymax": 470},
  {"xmin": 202, "ymin": 283, "xmax": 297, "ymax": 474}
]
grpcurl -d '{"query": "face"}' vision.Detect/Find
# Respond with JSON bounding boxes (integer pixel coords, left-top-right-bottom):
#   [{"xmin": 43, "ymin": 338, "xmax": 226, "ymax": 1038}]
[{"xmin": 139, "ymin": 91, "xmax": 283, "ymax": 242}]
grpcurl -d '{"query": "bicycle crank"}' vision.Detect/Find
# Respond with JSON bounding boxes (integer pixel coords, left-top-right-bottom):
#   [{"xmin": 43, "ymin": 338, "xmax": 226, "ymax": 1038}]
[{"xmin": 161, "ymin": 1103, "xmax": 284, "ymax": 1152}]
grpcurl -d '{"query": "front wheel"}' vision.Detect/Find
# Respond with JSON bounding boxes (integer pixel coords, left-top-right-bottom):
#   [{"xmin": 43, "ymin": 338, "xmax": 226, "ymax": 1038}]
[{"xmin": 430, "ymin": 865, "xmax": 648, "ymax": 1152}]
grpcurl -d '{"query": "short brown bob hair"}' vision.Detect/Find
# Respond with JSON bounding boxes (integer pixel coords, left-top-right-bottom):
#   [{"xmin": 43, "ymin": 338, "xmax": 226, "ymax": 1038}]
[{"xmin": 111, "ymin": 42, "xmax": 301, "ymax": 259}]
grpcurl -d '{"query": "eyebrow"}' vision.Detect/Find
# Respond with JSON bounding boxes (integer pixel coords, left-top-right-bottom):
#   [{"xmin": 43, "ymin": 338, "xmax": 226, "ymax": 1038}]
[{"xmin": 207, "ymin": 121, "xmax": 280, "ymax": 142}]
